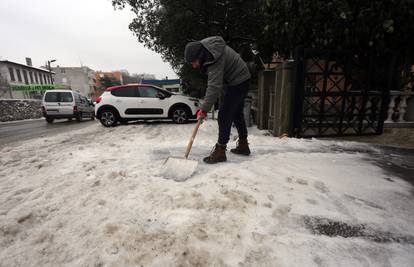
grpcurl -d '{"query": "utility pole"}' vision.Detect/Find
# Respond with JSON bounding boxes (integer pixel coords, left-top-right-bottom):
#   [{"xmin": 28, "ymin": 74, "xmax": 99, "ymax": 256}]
[
  {"xmin": 47, "ymin": 59, "xmax": 56, "ymax": 84},
  {"xmin": 47, "ymin": 59, "xmax": 56, "ymax": 72}
]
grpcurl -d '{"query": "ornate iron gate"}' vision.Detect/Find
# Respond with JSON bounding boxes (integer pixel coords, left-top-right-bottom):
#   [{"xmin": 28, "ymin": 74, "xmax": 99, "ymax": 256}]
[{"xmin": 293, "ymin": 48, "xmax": 396, "ymax": 137}]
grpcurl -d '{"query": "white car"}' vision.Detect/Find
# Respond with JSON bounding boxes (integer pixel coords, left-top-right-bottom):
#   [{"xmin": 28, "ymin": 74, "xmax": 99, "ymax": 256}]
[
  {"xmin": 42, "ymin": 89, "xmax": 95, "ymax": 123},
  {"xmin": 95, "ymin": 84, "xmax": 200, "ymax": 127}
]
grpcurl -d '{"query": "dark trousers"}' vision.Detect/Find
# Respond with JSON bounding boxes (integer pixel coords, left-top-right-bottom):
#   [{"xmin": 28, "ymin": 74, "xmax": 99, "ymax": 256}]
[{"xmin": 217, "ymin": 79, "xmax": 250, "ymax": 145}]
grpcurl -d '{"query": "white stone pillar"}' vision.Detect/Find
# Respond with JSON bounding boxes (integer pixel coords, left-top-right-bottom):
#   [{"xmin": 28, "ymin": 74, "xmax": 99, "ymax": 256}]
[
  {"xmin": 385, "ymin": 95, "xmax": 397, "ymax": 123},
  {"xmin": 397, "ymin": 95, "xmax": 409, "ymax": 122}
]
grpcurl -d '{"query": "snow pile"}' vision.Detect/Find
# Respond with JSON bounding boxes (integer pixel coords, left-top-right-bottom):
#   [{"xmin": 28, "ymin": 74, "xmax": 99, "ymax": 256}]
[
  {"xmin": 159, "ymin": 157, "xmax": 199, "ymax": 182},
  {"xmin": 0, "ymin": 120, "xmax": 413, "ymax": 266}
]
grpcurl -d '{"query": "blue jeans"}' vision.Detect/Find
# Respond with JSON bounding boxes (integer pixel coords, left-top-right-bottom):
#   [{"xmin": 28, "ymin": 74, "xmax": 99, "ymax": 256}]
[{"xmin": 217, "ymin": 79, "xmax": 250, "ymax": 145}]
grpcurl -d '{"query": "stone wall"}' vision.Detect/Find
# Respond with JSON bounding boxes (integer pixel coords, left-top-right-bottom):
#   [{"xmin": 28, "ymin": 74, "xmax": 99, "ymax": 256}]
[{"xmin": 0, "ymin": 99, "xmax": 42, "ymax": 122}]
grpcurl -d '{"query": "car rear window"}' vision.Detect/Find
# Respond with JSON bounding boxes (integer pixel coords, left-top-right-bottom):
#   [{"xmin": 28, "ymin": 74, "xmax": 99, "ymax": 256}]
[{"xmin": 45, "ymin": 92, "xmax": 73, "ymax": 102}]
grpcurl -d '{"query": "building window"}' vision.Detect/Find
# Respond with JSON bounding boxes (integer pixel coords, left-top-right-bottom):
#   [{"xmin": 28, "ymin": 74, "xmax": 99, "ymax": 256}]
[
  {"xmin": 29, "ymin": 72, "xmax": 34, "ymax": 83},
  {"xmin": 39, "ymin": 73, "xmax": 43, "ymax": 84},
  {"xmin": 61, "ymin": 68, "xmax": 65, "ymax": 74},
  {"xmin": 8, "ymin": 67, "xmax": 15, "ymax": 81},
  {"xmin": 34, "ymin": 72, "xmax": 39, "ymax": 83},
  {"xmin": 23, "ymin": 70, "xmax": 29, "ymax": 84},
  {"xmin": 16, "ymin": 69, "xmax": 22, "ymax": 82},
  {"xmin": 44, "ymin": 74, "xmax": 48, "ymax": 84}
]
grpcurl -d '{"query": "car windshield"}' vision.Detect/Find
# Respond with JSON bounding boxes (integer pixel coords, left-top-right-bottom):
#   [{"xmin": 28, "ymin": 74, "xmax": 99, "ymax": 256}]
[
  {"xmin": 45, "ymin": 92, "xmax": 73, "ymax": 102},
  {"xmin": 157, "ymin": 87, "xmax": 173, "ymax": 96}
]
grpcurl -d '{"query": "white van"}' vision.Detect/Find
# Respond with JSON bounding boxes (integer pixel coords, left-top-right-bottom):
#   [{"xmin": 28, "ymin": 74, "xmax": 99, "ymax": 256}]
[{"xmin": 42, "ymin": 90, "xmax": 95, "ymax": 123}]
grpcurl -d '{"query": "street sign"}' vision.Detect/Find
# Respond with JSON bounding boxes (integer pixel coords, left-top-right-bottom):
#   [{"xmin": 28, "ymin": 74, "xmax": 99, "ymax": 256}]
[{"xmin": 10, "ymin": 84, "xmax": 56, "ymax": 91}]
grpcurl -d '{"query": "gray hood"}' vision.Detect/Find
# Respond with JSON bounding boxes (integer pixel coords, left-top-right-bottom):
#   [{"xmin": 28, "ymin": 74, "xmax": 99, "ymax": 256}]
[{"xmin": 200, "ymin": 36, "xmax": 226, "ymax": 66}]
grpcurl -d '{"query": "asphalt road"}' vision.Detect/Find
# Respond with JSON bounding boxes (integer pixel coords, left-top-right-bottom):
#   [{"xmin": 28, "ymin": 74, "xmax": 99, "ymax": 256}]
[{"xmin": 0, "ymin": 118, "xmax": 97, "ymax": 148}]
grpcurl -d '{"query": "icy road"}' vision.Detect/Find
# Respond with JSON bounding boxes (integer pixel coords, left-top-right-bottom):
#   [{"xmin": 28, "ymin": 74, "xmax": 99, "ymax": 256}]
[{"xmin": 0, "ymin": 120, "xmax": 413, "ymax": 266}]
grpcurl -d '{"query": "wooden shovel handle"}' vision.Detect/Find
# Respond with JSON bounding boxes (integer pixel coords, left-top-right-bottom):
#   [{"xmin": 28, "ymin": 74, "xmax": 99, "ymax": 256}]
[{"xmin": 184, "ymin": 119, "xmax": 202, "ymax": 159}]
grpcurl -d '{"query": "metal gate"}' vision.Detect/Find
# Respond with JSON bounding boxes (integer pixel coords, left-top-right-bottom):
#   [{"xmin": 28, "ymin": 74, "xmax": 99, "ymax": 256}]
[{"xmin": 293, "ymin": 48, "xmax": 396, "ymax": 137}]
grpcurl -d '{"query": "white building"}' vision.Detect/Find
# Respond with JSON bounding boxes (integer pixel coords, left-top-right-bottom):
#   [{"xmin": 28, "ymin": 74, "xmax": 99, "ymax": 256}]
[
  {"xmin": 52, "ymin": 66, "xmax": 96, "ymax": 98},
  {"xmin": 0, "ymin": 59, "xmax": 55, "ymax": 99}
]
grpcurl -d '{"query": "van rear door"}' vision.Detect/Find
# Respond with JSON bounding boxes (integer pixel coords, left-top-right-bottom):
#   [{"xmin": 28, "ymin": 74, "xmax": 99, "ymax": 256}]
[{"xmin": 44, "ymin": 92, "xmax": 74, "ymax": 115}]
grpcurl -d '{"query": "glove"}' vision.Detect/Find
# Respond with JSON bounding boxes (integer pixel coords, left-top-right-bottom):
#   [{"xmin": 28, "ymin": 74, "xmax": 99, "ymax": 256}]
[{"xmin": 196, "ymin": 109, "xmax": 207, "ymax": 122}]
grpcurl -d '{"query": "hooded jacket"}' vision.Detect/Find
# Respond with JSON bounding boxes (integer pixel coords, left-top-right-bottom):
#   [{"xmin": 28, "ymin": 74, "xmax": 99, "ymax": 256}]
[{"xmin": 199, "ymin": 36, "xmax": 251, "ymax": 111}]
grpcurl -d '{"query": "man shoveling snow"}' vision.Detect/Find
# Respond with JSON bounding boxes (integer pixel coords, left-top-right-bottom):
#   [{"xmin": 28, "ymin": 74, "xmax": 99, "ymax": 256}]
[{"xmin": 185, "ymin": 36, "xmax": 252, "ymax": 164}]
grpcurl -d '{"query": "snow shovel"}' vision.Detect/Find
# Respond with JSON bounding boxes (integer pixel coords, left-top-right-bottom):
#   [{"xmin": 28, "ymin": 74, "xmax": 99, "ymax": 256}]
[{"xmin": 160, "ymin": 119, "xmax": 202, "ymax": 181}]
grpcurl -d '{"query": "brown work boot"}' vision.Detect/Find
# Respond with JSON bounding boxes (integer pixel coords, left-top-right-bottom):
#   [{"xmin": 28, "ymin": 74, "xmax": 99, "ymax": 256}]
[
  {"xmin": 203, "ymin": 144, "xmax": 227, "ymax": 164},
  {"xmin": 230, "ymin": 139, "xmax": 250, "ymax": 156}
]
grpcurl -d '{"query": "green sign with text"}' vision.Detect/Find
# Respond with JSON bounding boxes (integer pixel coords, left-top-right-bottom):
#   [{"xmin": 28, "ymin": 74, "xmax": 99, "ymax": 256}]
[{"xmin": 11, "ymin": 84, "xmax": 56, "ymax": 91}]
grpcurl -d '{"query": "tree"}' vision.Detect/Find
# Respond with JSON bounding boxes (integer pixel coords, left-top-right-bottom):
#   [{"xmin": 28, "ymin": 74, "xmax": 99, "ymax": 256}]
[
  {"xmin": 262, "ymin": 0, "xmax": 414, "ymax": 62},
  {"xmin": 121, "ymin": 71, "xmax": 156, "ymax": 84},
  {"xmin": 112, "ymin": 0, "xmax": 266, "ymax": 91},
  {"xmin": 99, "ymin": 76, "xmax": 121, "ymax": 89},
  {"xmin": 112, "ymin": 0, "xmax": 414, "ymax": 91}
]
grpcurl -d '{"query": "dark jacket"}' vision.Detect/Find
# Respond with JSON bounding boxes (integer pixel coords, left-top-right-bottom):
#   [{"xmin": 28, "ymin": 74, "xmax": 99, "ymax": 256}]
[{"xmin": 199, "ymin": 36, "xmax": 251, "ymax": 111}]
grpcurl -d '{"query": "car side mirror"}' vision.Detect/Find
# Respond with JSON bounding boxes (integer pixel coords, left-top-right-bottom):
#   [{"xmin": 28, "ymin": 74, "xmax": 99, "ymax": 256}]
[{"xmin": 155, "ymin": 92, "xmax": 165, "ymax": 100}]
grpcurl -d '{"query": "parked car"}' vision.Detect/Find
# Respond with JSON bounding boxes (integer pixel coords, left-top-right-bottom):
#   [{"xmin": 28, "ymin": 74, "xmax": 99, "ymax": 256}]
[
  {"xmin": 42, "ymin": 90, "xmax": 95, "ymax": 123},
  {"xmin": 95, "ymin": 84, "xmax": 200, "ymax": 127}
]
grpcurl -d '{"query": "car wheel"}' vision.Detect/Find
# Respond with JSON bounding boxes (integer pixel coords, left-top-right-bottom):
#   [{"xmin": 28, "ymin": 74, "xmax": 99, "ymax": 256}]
[
  {"xmin": 100, "ymin": 110, "xmax": 118, "ymax": 127},
  {"xmin": 76, "ymin": 112, "xmax": 83, "ymax": 122},
  {"xmin": 46, "ymin": 118, "xmax": 54, "ymax": 123},
  {"xmin": 172, "ymin": 107, "xmax": 189, "ymax": 124}
]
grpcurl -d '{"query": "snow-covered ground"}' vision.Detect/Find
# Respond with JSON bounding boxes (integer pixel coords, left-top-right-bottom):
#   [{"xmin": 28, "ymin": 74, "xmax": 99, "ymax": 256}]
[{"xmin": 0, "ymin": 120, "xmax": 413, "ymax": 267}]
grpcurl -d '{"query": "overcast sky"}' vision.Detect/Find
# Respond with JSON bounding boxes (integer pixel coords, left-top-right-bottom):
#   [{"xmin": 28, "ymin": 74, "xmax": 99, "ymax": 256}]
[{"xmin": 0, "ymin": 0, "xmax": 177, "ymax": 79}]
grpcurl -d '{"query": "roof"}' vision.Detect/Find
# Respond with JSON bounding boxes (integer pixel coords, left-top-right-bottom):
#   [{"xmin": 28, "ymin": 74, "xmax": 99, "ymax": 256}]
[
  {"xmin": 0, "ymin": 60, "xmax": 55, "ymax": 74},
  {"xmin": 44, "ymin": 89, "xmax": 74, "ymax": 93},
  {"xmin": 141, "ymin": 79, "xmax": 180, "ymax": 86},
  {"xmin": 105, "ymin": 83, "xmax": 157, "ymax": 91},
  {"xmin": 53, "ymin": 66, "xmax": 94, "ymax": 71}
]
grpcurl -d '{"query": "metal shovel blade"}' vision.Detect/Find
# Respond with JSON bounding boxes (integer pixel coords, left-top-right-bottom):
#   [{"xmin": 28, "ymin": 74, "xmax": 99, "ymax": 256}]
[{"xmin": 160, "ymin": 157, "xmax": 198, "ymax": 181}]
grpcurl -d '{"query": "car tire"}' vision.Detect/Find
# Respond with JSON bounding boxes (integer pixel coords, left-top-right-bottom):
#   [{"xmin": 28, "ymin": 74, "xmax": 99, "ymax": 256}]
[
  {"xmin": 171, "ymin": 106, "xmax": 189, "ymax": 124},
  {"xmin": 99, "ymin": 109, "xmax": 118, "ymax": 127},
  {"xmin": 76, "ymin": 112, "xmax": 83, "ymax": 122},
  {"xmin": 46, "ymin": 118, "xmax": 54, "ymax": 123}
]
